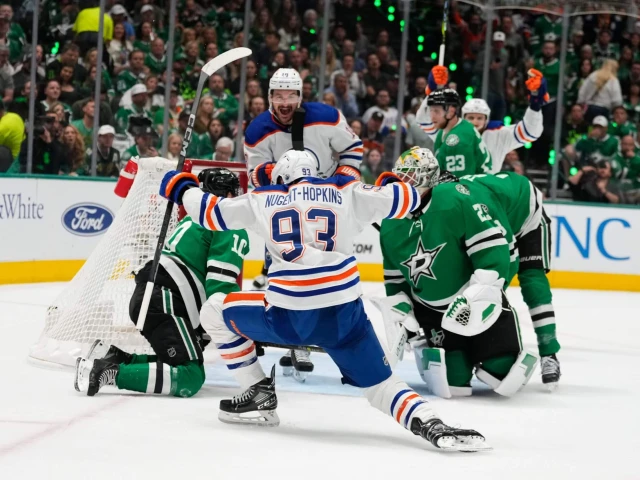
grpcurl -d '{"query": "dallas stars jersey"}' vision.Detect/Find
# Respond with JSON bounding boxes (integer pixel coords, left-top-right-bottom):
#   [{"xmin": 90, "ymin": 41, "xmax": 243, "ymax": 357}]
[
  {"xmin": 459, "ymin": 172, "xmax": 543, "ymax": 238},
  {"xmin": 433, "ymin": 119, "xmax": 492, "ymax": 176},
  {"xmin": 161, "ymin": 216, "xmax": 249, "ymax": 300},
  {"xmin": 381, "ymin": 182, "xmax": 516, "ymax": 312}
]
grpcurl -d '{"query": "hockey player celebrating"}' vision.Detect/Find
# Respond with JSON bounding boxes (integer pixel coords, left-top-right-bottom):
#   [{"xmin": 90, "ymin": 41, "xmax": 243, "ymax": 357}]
[
  {"xmin": 377, "ymin": 147, "xmax": 538, "ymax": 398},
  {"xmin": 74, "ymin": 169, "xmax": 249, "ymax": 398},
  {"xmin": 158, "ymin": 149, "xmax": 490, "ymax": 452},
  {"xmin": 456, "ymin": 171, "xmax": 561, "ymax": 388},
  {"xmin": 244, "ymin": 67, "xmax": 363, "ymax": 376}
]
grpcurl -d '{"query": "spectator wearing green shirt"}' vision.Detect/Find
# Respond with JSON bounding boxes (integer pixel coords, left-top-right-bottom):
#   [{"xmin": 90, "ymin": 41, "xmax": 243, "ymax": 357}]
[
  {"xmin": 610, "ymin": 135, "xmax": 639, "ymax": 180},
  {"xmin": 133, "ymin": 22, "xmax": 154, "ymax": 54},
  {"xmin": 116, "ymin": 50, "xmax": 147, "ymax": 94},
  {"xmin": 145, "ymin": 38, "xmax": 167, "ymax": 76},
  {"xmin": 115, "ymin": 84, "xmax": 152, "ymax": 134},
  {"xmin": 70, "ymin": 99, "xmax": 95, "ymax": 152},
  {"xmin": 206, "ymin": 74, "xmax": 239, "ymax": 128},
  {"xmin": 575, "ymin": 115, "xmax": 619, "ymax": 164},
  {"xmin": 609, "ymin": 106, "xmax": 638, "ymax": 139},
  {"xmin": 152, "ymin": 86, "xmax": 181, "ymax": 136},
  {"xmin": 0, "ymin": 13, "xmax": 23, "ymax": 64},
  {"xmin": 0, "ymin": 5, "xmax": 25, "ymax": 48},
  {"xmin": 121, "ymin": 122, "xmax": 159, "ymax": 164},
  {"xmin": 534, "ymin": 41, "xmax": 560, "ymax": 101}
]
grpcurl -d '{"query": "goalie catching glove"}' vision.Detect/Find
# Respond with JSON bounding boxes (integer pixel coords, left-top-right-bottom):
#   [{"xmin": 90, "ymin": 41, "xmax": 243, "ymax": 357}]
[
  {"xmin": 525, "ymin": 68, "xmax": 549, "ymax": 111},
  {"xmin": 442, "ymin": 270, "xmax": 505, "ymax": 337},
  {"xmin": 159, "ymin": 171, "xmax": 199, "ymax": 205}
]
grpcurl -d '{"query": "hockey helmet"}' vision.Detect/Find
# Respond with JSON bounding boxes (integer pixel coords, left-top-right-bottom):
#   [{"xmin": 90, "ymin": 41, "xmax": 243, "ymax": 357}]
[
  {"xmin": 426, "ymin": 88, "xmax": 461, "ymax": 110},
  {"xmin": 392, "ymin": 147, "xmax": 441, "ymax": 189},
  {"xmin": 461, "ymin": 98, "xmax": 491, "ymax": 130},
  {"xmin": 269, "ymin": 68, "xmax": 303, "ymax": 110},
  {"xmin": 198, "ymin": 168, "xmax": 241, "ymax": 197},
  {"xmin": 271, "ymin": 149, "xmax": 317, "ymax": 185}
]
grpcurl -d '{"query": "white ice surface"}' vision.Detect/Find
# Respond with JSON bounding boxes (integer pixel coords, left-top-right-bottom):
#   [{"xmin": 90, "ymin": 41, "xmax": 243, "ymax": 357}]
[{"xmin": 0, "ymin": 282, "xmax": 638, "ymax": 479}]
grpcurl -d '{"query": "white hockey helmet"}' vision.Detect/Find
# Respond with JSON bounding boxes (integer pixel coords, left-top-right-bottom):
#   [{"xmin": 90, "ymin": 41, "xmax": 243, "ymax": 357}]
[
  {"xmin": 271, "ymin": 149, "xmax": 317, "ymax": 185},
  {"xmin": 461, "ymin": 98, "xmax": 491, "ymax": 129},
  {"xmin": 269, "ymin": 68, "xmax": 303, "ymax": 110},
  {"xmin": 392, "ymin": 147, "xmax": 440, "ymax": 189}
]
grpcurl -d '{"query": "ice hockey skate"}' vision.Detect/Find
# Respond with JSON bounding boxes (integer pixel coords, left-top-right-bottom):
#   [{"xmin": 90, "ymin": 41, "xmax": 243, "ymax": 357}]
[
  {"xmin": 411, "ymin": 418, "xmax": 492, "ymax": 452},
  {"xmin": 86, "ymin": 339, "xmax": 133, "ymax": 364},
  {"xmin": 219, "ymin": 365, "xmax": 279, "ymax": 427},
  {"xmin": 541, "ymin": 354, "xmax": 561, "ymax": 391},
  {"xmin": 291, "ymin": 349, "xmax": 314, "ymax": 382},
  {"xmin": 279, "ymin": 350, "xmax": 293, "ymax": 377},
  {"xmin": 74, "ymin": 358, "xmax": 119, "ymax": 396}
]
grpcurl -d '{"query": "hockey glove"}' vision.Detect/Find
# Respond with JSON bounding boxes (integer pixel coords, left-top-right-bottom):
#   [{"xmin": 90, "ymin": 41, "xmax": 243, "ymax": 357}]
[
  {"xmin": 426, "ymin": 66, "xmax": 448, "ymax": 95},
  {"xmin": 441, "ymin": 270, "xmax": 505, "ymax": 337},
  {"xmin": 526, "ymin": 69, "xmax": 550, "ymax": 112},
  {"xmin": 250, "ymin": 162, "xmax": 276, "ymax": 187},
  {"xmin": 159, "ymin": 170, "xmax": 199, "ymax": 205},
  {"xmin": 375, "ymin": 171, "xmax": 402, "ymax": 187},
  {"xmin": 335, "ymin": 165, "xmax": 362, "ymax": 180},
  {"xmin": 370, "ymin": 293, "xmax": 421, "ymax": 363}
]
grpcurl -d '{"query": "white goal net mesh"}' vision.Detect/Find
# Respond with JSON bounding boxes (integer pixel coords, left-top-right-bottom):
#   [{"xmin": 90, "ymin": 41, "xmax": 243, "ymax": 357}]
[{"xmin": 29, "ymin": 157, "xmax": 248, "ymax": 367}]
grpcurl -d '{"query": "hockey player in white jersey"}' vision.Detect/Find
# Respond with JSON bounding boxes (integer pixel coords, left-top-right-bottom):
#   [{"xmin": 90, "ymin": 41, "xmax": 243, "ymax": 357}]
[
  {"xmin": 416, "ymin": 66, "xmax": 548, "ymax": 173},
  {"xmin": 158, "ymin": 150, "xmax": 490, "ymax": 452},
  {"xmin": 244, "ymin": 67, "xmax": 363, "ymax": 375}
]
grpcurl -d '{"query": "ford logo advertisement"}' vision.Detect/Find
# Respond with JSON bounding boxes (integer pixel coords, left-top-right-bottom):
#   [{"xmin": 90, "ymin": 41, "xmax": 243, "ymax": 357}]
[{"xmin": 62, "ymin": 203, "xmax": 114, "ymax": 236}]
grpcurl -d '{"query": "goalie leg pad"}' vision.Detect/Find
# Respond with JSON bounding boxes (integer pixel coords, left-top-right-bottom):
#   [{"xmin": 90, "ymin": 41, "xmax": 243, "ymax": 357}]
[
  {"xmin": 476, "ymin": 350, "xmax": 539, "ymax": 397},
  {"xmin": 413, "ymin": 345, "xmax": 472, "ymax": 398}
]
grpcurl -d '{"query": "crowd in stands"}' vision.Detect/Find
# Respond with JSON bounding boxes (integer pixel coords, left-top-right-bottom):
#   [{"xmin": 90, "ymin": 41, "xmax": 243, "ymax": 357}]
[{"xmin": 0, "ymin": 0, "xmax": 638, "ymax": 204}]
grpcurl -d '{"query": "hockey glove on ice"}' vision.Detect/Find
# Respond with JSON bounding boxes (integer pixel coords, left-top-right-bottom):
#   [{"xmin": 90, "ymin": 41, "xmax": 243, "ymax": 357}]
[
  {"xmin": 426, "ymin": 66, "xmax": 449, "ymax": 95},
  {"xmin": 526, "ymin": 69, "xmax": 549, "ymax": 112},
  {"xmin": 159, "ymin": 170, "xmax": 199, "ymax": 205},
  {"xmin": 375, "ymin": 171, "xmax": 402, "ymax": 186},
  {"xmin": 251, "ymin": 162, "xmax": 276, "ymax": 187}
]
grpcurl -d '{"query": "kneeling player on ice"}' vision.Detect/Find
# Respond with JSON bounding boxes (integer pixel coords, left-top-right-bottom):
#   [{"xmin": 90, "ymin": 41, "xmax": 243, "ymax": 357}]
[
  {"xmin": 75, "ymin": 169, "xmax": 249, "ymax": 397},
  {"xmin": 377, "ymin": 147, "xmax": 539, "ymax": 399},
  {"xmin": 159, "ymin": 149, "xmax": 490, "ymax": 451}
]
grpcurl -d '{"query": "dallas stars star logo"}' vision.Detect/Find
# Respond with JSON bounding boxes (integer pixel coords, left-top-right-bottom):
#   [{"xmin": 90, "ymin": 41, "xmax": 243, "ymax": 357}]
[{"xmin": 401, "ymin": 239, "xmax": 445, "ymax": 284}]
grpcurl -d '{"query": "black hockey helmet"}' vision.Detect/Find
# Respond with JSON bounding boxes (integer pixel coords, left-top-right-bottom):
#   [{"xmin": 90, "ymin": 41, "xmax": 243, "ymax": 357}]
[
  {"xmin": 426, "ymin": 88, "xmax": 461, "ymax": 110},
  {"xmin": 198, "ymin": 168, "xmax": 241, "ymax": 198}
]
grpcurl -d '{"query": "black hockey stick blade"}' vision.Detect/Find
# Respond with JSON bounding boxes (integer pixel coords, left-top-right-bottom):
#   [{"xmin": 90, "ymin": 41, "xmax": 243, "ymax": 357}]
[{"xmin": 291, "ymin": 107, "xmax": 306, "ymax": 151}]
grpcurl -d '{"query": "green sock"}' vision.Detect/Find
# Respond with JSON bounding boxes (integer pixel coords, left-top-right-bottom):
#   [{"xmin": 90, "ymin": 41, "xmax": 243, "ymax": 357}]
[
  {"xmin": 518, "ymin": 269, "xmax": 560, "ymax": 357},
  {"xmin": 116, "ymin": 361, "xmax": 205, "ymax": 398},
  {"xmin": 444, "ymin": 350, "xmax": 473, "ymax": 387}
]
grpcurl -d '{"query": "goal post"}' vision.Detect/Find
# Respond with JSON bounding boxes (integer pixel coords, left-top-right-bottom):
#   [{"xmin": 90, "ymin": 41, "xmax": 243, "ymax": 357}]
[{"xmin": 29, "ymin": 157, "xmax": 249, "ymax": 368}]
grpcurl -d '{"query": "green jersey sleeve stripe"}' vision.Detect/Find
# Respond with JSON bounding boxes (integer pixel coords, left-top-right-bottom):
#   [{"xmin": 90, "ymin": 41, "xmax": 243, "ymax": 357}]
[
  {"xmin": 465, "ymin": 226, "xmax": 504, "ymax": 247},
  {"xmin": 467, "ymin": 238, "xmax": 508, "ymax": 255},
  {"xmin": 207, "ymin": 259, "xmax": 241, "ymax": 275}
]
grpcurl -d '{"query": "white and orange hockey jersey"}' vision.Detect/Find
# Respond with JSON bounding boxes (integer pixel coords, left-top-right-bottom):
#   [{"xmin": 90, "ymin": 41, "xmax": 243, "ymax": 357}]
[
  {"xmin": 244, "ymin": 102, "xmax": 363, "ymax": 180},
  {"xmin": 415, "ymin": 98, "xmax": 544, "ymax": 173},
  {"xmin": 183, "ymin": 176, "xmax": 419, "ymax": 310}
]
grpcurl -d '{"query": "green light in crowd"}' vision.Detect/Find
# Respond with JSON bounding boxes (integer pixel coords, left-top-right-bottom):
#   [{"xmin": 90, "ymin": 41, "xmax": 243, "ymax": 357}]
[
  {"xmin": 548, "ymin": 158, "xmax": 555, "ymax": 165},
  {"xmin": 310, "ymin": 28, "xmax": 316, "ymax": 34},
  {"xmin": 51, "ymin": 41, "xmax": 60, "ymax": 55},
  {"xmin": 524, "ymin": 142, "xmax": 532, "ymax": 149},
  {"xmin": 570, "ymin": 167, "xmax": 578, "ymax": 175},
  {"xmin": 388, "ymin": 6, "xmax": 395, "ymax": 13},
  {"xmin": 418, "ymin": 45, "xmax": 424, "ymax": 52},
  {"xmin": 357, "ymin": 15, "xmax": 362, "ymax": 22},
  {"xmin": 611, "ymin": 122, "xmax": 617, "ymax": 127},
  {"xmin": 374, "ymin": 0, "xmax": 381, "ymax": 7},
  {"xmin": 400, "ymin": 27, "xmax": 404, "ymax": 32},
  {"xmin": 400, "ymin": 20, "xmax": 405, "ymax": 27},
  {"xmin": 466, "ymin": 86, "xmax": 474, "ymax": 94},
  {"xmin": 503, "ymin": 116, "xmax": 512, "ymax": 126},
  {"xmin": 387, "ymin": 14, "xmax": 395, "ymax": 21},
  {"xmin": 430, "ymin": 52, "xmax": 437, "ymax": 60},
  {"xmin": 290, "ymin": 45, "xmax": 296, "ymax": 50},
  {"xmin": 449, "ymin": 63, "xmax": 457, "ymax": 71},
  {"xmin": 466, "ymin": 94, "xmax": 473, "ymax": 101},
  {"xmin": 418, "ymin": 35, "xmax": 424, "ymax": 43},
  {"xmin": 391, "ymin": 124, "xmax": 398, "ymax": 131},
  {"xmin": 549, "ymin": 149, "xmax": 556, "ymax": 158}
]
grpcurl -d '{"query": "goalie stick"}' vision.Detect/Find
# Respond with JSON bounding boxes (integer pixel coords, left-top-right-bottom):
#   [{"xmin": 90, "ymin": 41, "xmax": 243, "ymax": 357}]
[{"xmin": 136, "ymin": 47, "xmax": 252, "ymax": 332}]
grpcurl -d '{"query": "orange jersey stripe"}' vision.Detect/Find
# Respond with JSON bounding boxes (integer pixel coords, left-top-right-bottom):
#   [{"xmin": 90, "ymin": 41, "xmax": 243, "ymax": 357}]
[
  {"xmin": 269, "ymin": 265, "xmax": 359, "ymax": 287},
  {"xmin": 395, "ymin": 393, "xmax": 419, "ymax": 422},
  {"xmin": 220, "ymin": 344, "xmax": 256, "ymax": 360},
  {"xmin": 517, "ymin": 123, "xmax": 534, "ymax": 142},
  {"xmin": 165, "ymin": 172, "xmax": 198, "ymax": 197},
  {"xmin": 224, "ymin": 292, "xmax": 266, "ymax": 304},
  {"xmin": 204, "ymin": 196, "xmax": 218, "ymax": 230},
  {"xmin": 396, "ymin": 182, "xmax": 410, "ymax": 218}
]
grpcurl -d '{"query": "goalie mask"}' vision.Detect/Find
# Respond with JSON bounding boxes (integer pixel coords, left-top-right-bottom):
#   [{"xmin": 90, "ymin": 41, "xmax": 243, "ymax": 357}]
[
  {"xmin": 269, "ymin": 68, "xmax": 302, "ymax": 125},
  {"xmin": 392, "ymin": 147, "xmax": 440, "ymax": 190},
  {"xmin": 271, "ymin": 150, "xmax": 317, "ymax": 185},
  {"xmin": 198, "ymin": 168, "xmax": 241, "ymax": 198},
  {"xmin": 461, "ymin": 98, "xmax": 491, "ymax": 132}
]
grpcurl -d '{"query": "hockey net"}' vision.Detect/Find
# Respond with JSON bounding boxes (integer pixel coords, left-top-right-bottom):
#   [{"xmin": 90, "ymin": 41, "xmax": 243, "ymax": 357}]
[{"xmin": 29, "ymin": 157, "xmax": 249, "ymax": 368}]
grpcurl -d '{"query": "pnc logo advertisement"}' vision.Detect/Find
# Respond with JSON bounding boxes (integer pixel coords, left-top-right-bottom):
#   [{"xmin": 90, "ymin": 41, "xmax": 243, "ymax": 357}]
[
  {"xmin": 554, "ymin": 215, "xmax": 632, "ymax": 261},
  {"xmin": 62, "ymin": 203, "xmax": 114, "ymax": 236}
]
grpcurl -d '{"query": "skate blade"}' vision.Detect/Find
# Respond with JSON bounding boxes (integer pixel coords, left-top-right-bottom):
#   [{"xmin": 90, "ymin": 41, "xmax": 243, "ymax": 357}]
[
  {"xmin": 282, "ymin": 366, "xmax": 293, "ymax": 377},
  {"xmin": 86, "ymin": 339, "xmax": 106, "ymax": 361},
  {"xmin": 544, "ymin": 381, "xmax": 559, "ymax": 392},
  {"xmin": 293, "ymin": 370, "xmax": 308, "ymax": 383},
  {"xmin": 218, "ymin": 410, "xmax": 280, "ymax": 427},
  {"xmin": 437, "ymin": 435, "xmax": 493, "ymax": 452}
]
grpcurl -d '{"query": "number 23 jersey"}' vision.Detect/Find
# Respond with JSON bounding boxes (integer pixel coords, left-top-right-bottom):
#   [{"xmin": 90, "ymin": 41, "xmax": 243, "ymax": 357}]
[{"xmin": 183, "ymin": 176, "xmax": 419, "ymax": 310}]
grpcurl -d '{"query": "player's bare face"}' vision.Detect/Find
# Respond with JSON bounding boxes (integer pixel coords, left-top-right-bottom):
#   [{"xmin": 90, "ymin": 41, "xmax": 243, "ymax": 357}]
[
  {"xmin": 464, "ymin": 113, "xmax": 487, "ymax": 132},
  {"xmin": 429, "ymin": 106, "xmax": 448, "ymax": 129},
  {"xmin": 272, "ymin": 89, "xmax": 299, "ymax": 124}
]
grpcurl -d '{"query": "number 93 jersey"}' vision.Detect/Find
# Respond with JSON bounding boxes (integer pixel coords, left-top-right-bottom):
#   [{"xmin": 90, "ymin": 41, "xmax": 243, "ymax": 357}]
[{"xmin": 183, "ymin": 176, "xmax": 419, "ymax": 310}]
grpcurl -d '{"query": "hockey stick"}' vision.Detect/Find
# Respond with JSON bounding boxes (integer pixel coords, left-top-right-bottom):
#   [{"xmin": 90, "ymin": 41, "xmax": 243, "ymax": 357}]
[
  {"xmin": 438, "ymin": 0, "xmax": 450, "ymax": 67},
  {"xmin": 291, "ymin": 107, "xmax": 306, "ymax": 151},
  {"xmin": 136, "ymin": 47, "xmax": 252, "ymax": 331},
  {"xmin": 259, "ymin": 342, "xmax": 326, "ymax": 353}
]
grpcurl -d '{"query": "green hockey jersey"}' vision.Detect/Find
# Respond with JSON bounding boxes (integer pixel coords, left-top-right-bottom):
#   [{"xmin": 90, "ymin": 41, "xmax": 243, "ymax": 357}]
[
  {"xmin": 116, "ymin": 70, "xmax": 146, "ymax": 94},
  {"xmin": 380, "ymin": 182, "xmax": 516, "ymax": 312},
  {"xmin": 459, "ymin": 172, "xmax": 540, "ymax": 237},
  {"xmin": 145, "ymin": 53, "xmax": 167, "ymax": 76},
  {"xmin": 115, "ymin": 104, "xmax": 153, "ymax": 134},
  {"xmin": 533, "ymin": 57, "xmax": 560, "ymax": 99},
  {"xmin": 434, "ymin": 119, "xmax": 492, "ymax": 176},
  {"xmin": 161, "ymin": 216, "xmax": 249, "ymax": 299}
]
